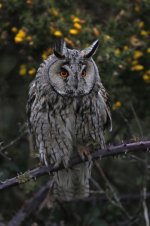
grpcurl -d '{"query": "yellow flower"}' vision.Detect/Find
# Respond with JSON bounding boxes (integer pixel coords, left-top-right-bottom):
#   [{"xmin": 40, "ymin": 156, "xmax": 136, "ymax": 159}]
[
  {"xmin": 28, "ymin": 68, "xmax": 36, "ymax": 76},
  {"xmin": 143, "ymin": 74, "xmax": 150, "ymax": 82},
  {"xmin": 133, "ymin": 50, "xmax": 143, "ymax": 59},
  {"xmin": 0, "ymin": 3, "xmax": 2, "ymax": 8},
  {"xmin": 19, "ymin": 64, "xmax": 27, "ymax": 76},
  {"xmin": 114, "ymin": 48, "xmax": 121, "ymax": 57},
  {"xmin": 73, "ymin": 22, "xmax": 82, "ymax": 30},
  {"xmin": 15, "ymin": 36, "xmax": 23, "ymax": 43},
  {"xmin": 142, "ymin": 70, "xmax": 150, "ymax": 82},
  {"xmin": 73, "ymin": 17, "xmax": 80, "ymax": 23},
  {"xmin": 123, "ymin": 45, "xmax": 129, "ymax": 51},
  {"xmin": 131, "ymin": 65, "xmax": 144, "ymax": 71},
  {"xmin": 71, "ymin": 15, "xmax": 85, "ymax": 24},
  {"xmin": 11, "ymin": 27, "xmax": 18, "ymax": 33},
  {"xmin": 138, "ymin": 21, "xmax": 144, "ymax": 28},
  {"xmin": 112, "ymin": 101, "xmax": 122, "ymax": 110},
  {"xmin": 14, "ymin": 29, "xmax": 26, "ymax": 43},
  {"xmin": 53, "ymin": 30, "xmax": 62, "ymax": 37},
  {"xmin": 69, "ymin": 29, "xmax": 79, "ymax": 35},
  {"xmin": 146, "ymin": 70, "xmax": 150, "ymax": 75},
  {"xmin": 115, "ymin": 101, "xmax": 121, "ymax": 107},
  {"xmin": 147, "ymin": 48, "xmax": 150, "ymax": 53},
  {"xmin": 18, "ymin": 30, "xmax": 26, "ymax": 38},
  {"xmin": 140, "ymin": 30, "xmax": 148, "ymax": 37}
]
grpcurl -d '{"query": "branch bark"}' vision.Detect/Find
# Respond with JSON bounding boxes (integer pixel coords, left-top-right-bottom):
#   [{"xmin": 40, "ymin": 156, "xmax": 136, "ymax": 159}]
[{"xmin": 0, "ymin": 140, "xmax": 150, "ymax": 191}]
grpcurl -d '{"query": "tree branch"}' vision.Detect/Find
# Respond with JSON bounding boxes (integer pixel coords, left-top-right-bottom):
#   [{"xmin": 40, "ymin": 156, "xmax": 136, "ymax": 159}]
[
  {"xmin": 7, "ymin": 180, "xmax": 53, "ymax": 226},
  {"xmin": 0, "ymin": 140, "xmax": 150, "ymax": 191}
]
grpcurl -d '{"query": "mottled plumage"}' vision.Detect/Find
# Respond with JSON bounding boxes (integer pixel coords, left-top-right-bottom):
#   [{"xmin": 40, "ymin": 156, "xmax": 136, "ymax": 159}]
[{"xmin": 27, "ymin": 40, "xmax": 112, "ymax": 201}]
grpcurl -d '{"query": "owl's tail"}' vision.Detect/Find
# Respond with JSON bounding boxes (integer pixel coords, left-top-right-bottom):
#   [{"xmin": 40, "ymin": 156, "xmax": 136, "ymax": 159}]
[{"xmin": 53, "ymin": 162, "xmax": 92, "ymax": 201}]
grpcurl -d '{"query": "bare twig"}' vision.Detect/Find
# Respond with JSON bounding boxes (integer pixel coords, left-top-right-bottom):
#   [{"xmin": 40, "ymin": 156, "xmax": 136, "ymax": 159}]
[
  {"xmin": 141, "ymin": 142, "xmax": 150, "ymax": 226},
  {"xmin": 60, "ymin": 191, "xmax": 150, "ymax": 203},
  {"xmin": 128, "ymin": 154, "xmax": 146, "ymax": 163},
  {"xmin": 97, "ymin": 192, "xmax": 150, "ymax": 202},
  {"xmin": 0, "ymin": 124, "xmax": 27, "ymax": 160},
  {"xmin": 95, "ymin": 161, "xmax": 131, "ymax": 219},
  {"xmin": 0, "ymin": 132, "xmax": 26, "ymax": 153},
  {"xmin": 7, "ymin": 180, "xmax": 53, "ymax": 226},
  {"xmin": 130, "ymin": 103, "xmax": 143, "ymax": 138},
  {"xmin": 143, "ymin": 187, "xmax": 150, "ymax": 226},
  {"xmin": 0, "ymin": 140, "xmax": 150, "ymax": 191},
  {"xmin": 0, "ymin": 146, "xmax": 11, "ymax": 160},
  {"xmin": 90, "ymin": 177, "xmax": 103, "ymax": 191}
]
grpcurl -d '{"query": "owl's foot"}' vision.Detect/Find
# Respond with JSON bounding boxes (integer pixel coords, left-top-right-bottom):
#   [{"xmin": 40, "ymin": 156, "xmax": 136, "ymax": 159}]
[{"xmin": 78, "ymin": 145, "xmax": 92, "ymax": 161}]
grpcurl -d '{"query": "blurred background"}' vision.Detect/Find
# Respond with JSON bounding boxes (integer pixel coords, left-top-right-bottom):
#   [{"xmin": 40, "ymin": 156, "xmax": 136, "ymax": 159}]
[{"xmin": 0, "ymin": 0, "xmax": 150, "ymax": 225}]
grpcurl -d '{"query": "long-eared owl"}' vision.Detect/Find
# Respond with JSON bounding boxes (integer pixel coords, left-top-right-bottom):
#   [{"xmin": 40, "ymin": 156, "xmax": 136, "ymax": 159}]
[{"xmin": 27, "ymin": 40, "xmax": 112, "ymax": 201}]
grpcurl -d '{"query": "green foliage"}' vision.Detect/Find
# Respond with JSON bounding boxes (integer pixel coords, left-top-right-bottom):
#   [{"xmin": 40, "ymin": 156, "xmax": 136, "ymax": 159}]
[{"xmin": 0, "ymin": 0, "xmax": 150, "ymax": 225}]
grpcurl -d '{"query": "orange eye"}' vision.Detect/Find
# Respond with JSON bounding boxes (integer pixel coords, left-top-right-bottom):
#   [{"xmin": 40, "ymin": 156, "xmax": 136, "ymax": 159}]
[
  {"xmin": 81, "ymin": 69, "xmax": 86, "ymax": 77},
  {"xmin": 60, "ymin": 70, "xmax": 69, "ymax": 78}
]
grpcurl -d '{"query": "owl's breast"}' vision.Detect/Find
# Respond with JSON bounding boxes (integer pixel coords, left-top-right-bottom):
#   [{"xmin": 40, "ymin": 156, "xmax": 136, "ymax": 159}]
[{"xmin": 71, "ymin": 93, "xmax": 106, "ymax": 150}]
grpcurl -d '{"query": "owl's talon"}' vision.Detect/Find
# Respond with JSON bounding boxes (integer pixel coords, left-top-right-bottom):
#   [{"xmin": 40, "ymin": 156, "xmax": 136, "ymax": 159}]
[
  {"xmin": 79, "ymin": 153, "xmax": 85, "ymax": 161},
  {"xmin": 87, "ymin": 154, "xmax": 92, "ymax": 161},
  {"xmin": 78, "ymin": 145, "xmax": 92, "ymax": 161}
]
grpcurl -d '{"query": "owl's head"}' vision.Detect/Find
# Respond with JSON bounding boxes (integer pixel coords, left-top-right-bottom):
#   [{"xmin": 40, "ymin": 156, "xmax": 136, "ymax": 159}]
[{"xmin": 47, "ymin": 40, "xmax": 100, "ymax": 97}]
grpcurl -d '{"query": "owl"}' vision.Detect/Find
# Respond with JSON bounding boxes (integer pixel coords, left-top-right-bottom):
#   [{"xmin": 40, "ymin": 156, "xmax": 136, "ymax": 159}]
[{"xmin": 27, "ymin": 40, "xmax": 112, "ymax": 201}]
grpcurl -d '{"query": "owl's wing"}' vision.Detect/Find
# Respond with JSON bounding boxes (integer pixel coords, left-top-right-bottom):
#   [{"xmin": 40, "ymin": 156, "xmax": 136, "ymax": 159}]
[
  {"xmin": 26, "ymin": 81, "xmax": 37, "ymax": 135},
  {"xmin": 98, "ymin": 82, "xmax": 112, "ymax": 131}
]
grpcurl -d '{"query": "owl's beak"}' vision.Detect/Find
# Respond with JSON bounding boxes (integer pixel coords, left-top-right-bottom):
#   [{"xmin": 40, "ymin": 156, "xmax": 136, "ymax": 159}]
[{"xmin": 72, "ymin": 75, "xmax": 78, "ymax": 89}]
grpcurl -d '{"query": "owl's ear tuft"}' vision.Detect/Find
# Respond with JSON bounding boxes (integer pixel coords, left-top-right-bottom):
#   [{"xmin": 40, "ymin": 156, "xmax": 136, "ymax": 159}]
[
  {"xmin": 81, "ymin": 40, "xmax": 99, "ymax": 58},
  {"xmin": 53, "ymin": 39, "xmax": 66, "ymax": 59}
]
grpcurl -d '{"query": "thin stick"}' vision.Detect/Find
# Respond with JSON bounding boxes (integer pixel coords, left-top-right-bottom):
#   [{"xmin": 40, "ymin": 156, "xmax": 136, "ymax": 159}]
[
  {"xmin": 130, "ymin": 103, "xmax": 143, "ymax": 138},
  {"xmin": 0, "ymin": 125, "xmax": 27, "ymax": 153},
  {"xmin": 95, "ymin": 161, "xmax": 131, "ymax": 219},
  {"xmin": 143, "ymin": 187, "xmax": 150, "ymax": 226}
]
